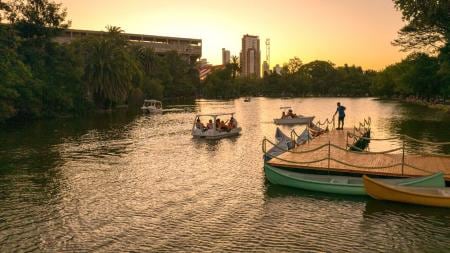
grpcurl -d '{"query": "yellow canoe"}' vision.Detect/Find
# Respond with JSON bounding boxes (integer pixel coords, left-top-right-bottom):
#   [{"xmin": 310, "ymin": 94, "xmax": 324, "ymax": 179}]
[{"xmin": 363, "ymin": 175, "xmax": 450, "ymax": 208}]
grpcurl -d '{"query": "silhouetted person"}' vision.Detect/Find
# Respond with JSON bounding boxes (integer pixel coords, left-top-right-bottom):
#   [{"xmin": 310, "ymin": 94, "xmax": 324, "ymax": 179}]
[{"xmin": 334, "ymin": 102, "xmax": 346, "ymax": 130}]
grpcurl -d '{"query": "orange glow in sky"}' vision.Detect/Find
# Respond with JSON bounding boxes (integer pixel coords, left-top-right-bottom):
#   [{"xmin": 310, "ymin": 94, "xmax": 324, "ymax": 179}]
[{"xmin": 60, "ymin": 0, "xmax": 406, "ymax": 70}]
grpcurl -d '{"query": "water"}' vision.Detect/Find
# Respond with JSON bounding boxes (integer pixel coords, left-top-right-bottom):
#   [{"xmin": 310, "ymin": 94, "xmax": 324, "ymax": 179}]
[{"xmin": 1, "ymin": 97, "xmax": 450, "ymax": 252}]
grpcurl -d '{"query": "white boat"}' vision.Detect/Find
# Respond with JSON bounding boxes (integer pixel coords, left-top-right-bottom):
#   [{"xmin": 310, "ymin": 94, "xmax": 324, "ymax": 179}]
[
  {"xmin": 273, "ymin": 106, "xmax": 315, "ymax": 125},
  {"xmin": 141, "ymin": 99, "xmax": 163, "ymax": 114},
  {"xmin": 244, "ymin": 97, "xmax": 251, "ymax": 102},
  {"xmin": 192, "ymin": 112, "xmax": 242, "ymax": 140}
]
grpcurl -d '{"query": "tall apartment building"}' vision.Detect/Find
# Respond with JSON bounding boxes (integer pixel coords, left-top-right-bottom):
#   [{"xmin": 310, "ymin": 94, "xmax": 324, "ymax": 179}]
[
  {"xmin": 240, "ymin": 34, "xmax": 261, "ymax": 78},
  {"xmin": 222, "ymin": 48, "xmax": 230, "ymax": 65}
]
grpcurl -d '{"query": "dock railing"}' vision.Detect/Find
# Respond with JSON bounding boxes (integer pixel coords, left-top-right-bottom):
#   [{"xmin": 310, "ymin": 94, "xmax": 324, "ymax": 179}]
[
  {"xmin": 290, "ymin": 117, "xmax": 335, "ymax": 147},
  {"xmin": 263, "ymin": 136, "xmax": 450, "ymax": 176},
  {"xmin": 264, "ymin": 115, "xmax": 450, "ymax": 177},
  {"xmin": 346, "ymin": 117, "xmax": 371, "ymax": 150}
]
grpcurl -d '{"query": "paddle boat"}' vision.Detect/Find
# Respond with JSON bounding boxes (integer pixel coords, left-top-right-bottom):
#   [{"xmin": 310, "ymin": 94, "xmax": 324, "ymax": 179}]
[
  {"xmin": 192, "ymin": 112, "xmax": 242, "ymax": 140},
  {"xmin": 273, "ymin": 107, "xmax": 314, "ymax": 125},
  {"xmin": 264, "ymin": 164, "xmax": 445, "ymax": 196},
  {"xmin": 141, "ymin": 99, "xmax": 163, "ymax": 114},
  {"xmin": 363, "ymin": 175, "xmax": 450, "ymax": 208}
]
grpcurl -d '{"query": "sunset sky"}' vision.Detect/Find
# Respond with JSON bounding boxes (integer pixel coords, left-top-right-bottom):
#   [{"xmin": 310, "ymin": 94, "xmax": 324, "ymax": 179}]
[{"xmin": 60, "ymin": 0, "xmax": 407, "ymax": 70}]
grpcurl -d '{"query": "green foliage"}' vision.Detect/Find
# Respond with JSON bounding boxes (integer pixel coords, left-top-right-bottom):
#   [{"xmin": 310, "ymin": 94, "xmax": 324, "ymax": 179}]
[
  {"xmin": 202, "ymin": 58, "xmax": 374, "ymax": 98},
  {"xmin": 81, "ymin": 36, "xmax": 138, "ymax": 107},
  {"xmin": 392, "ymin": 0, "xmax": 449, "ymax": 52}
]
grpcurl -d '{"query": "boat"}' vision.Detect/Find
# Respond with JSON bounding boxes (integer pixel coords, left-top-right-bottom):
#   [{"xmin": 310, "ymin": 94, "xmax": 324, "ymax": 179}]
[
  {"xmin": 264, "ymin": 164, "xmax": 445, "ymax": 196},
  {"xmin": 363, "ymin": 175, "xmax": 450, "ymax": 208},
  {"xmin": 244, "ymin": 97, "xmax": 251, "ymax": 102},
  {"xmin": 192, "ymin": 112, "xmax": 242, "ymax": 140},
  {"xmin": 264, "ymin": 128, "xmax": 295, "ymax": 161},
  {"xmin": 141, "ymin": 99, "xmax": 163, "ymax": 114},
  {"xmin": 273, "ymin": 107, "xmax": 314, "ymax": 125}
]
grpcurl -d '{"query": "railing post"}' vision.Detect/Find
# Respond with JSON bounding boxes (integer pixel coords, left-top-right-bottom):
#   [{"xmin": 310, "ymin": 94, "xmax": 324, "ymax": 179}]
[
  {"xmin": 346, "ymin": 133, "xmax": 349, "ymax": 150},
  {"xmin": 328, "ymin": 141, "xmax": 331, "ymax": 169},
  {"xmin": 307, "ymin": 125, "xmax": 310, "ymax": 143},
  {"xmin": 401, "ymin": 140, "xmax": 405, "ymax": 175}
]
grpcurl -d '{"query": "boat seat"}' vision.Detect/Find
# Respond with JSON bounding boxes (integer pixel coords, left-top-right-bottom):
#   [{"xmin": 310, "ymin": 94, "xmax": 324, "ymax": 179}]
[{"xmin": 330, "ymin": 178, "xmax": 348, "ymax": 184}]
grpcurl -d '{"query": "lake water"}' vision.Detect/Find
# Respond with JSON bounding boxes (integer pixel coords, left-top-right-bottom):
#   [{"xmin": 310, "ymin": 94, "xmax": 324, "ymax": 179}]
[{"xmin": 1, "ymin": 97, "xmax": 450, "ymax": 252}]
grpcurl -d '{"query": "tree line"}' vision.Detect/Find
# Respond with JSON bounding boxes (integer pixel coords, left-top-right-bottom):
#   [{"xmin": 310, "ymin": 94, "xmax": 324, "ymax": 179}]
[{"xmin": 201, "ymin": 58, "xmax": 376, "ymax": 98}]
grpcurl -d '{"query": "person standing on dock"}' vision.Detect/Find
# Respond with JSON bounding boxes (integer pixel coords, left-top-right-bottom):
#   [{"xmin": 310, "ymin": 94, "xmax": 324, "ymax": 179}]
[{"xmin": 333, "ymin": 102, "xmax": 346, "ymax": 130}]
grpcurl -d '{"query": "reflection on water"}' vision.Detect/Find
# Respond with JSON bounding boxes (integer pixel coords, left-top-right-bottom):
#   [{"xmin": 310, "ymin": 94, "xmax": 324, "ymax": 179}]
[{"xmin": 0, "ymin": 98, "xmax": 449, "ymax": 252}]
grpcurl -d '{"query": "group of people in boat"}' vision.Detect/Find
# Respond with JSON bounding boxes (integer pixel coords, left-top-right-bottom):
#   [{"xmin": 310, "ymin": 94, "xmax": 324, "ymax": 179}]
[
  {"xmin": 196, "ymin": 116, "xmax": 238, "ymax": 132},
  {"xmin": 280, "ymin": 109, "xmax": 298, "ymax": 119}
]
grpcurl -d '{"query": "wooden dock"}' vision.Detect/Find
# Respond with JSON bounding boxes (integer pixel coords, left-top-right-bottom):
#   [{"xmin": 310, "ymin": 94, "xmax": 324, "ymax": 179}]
[{"xmin": 266, "ymin": 128, "xmax": 450, "ymax": 181}]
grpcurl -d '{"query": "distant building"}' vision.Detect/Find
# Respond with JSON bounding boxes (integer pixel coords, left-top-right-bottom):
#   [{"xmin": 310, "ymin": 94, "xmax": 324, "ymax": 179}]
[
  {"xmin": 197, "ymin": 59, "xmax": 225, "ymax": 81},
  {"xmin": 240, "ymin": 34, "xmax": 261, "ymax": 78},
  {"xmin": 263, "ymin": 61, "xmax": 270, "ymax": 76},
  {"xmin": 222, "ymin": 48, "xmax": 230, "ymax": 65},
  {"xmin": 273, "ymin": 64, "xmax": 282, "ymax": 75},
  {"xmin": 54, "ymin": 28, "xmax": 202, "ymax": 63}
]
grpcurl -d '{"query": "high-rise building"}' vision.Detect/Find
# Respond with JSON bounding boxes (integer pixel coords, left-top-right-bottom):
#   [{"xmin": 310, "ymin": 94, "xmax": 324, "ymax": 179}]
[
  {"xmin": 222, "ymin": 48, "xmax": 230, "ymax": 65},
  {"xmin": 240, "ymin": 34, "xmax": 261, "ymax": 78}
]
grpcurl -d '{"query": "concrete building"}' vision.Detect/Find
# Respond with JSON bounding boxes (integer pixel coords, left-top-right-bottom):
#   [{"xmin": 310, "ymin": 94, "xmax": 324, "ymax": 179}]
[
  {"xmin": 273, "ymin": 64, "xmax": 282, "ymax": 75},
  {"xmin": 240, "ymin": 34, "xmax": 261, "ymax": 78},
  {"xmin": 54, "ymin": 28, "xmax": 202, "ymax": 63},
  {"xmin": 222, "ymin": 48, "xmax": 230, "ymax": 65}
]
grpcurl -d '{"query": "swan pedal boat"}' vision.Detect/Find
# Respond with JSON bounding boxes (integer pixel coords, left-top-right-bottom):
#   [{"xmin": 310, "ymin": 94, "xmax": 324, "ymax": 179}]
[
  {"xmin": 363, "ymin": 175, "xmax": 450, "ymax": 208},
  {"xmin": 273, "ymin": 106, "xmax": 314, "ymax": 125},
  {"xmin": 141, "ymin": 99, "xmax": 163, "ymax": 114},
  {"xmin": 192, "ymin": 112, "xmax": 242, "ymax": 140},
  {"xmin": 264, "ymin": 164, "xmax": 445, "ymax": 196}
]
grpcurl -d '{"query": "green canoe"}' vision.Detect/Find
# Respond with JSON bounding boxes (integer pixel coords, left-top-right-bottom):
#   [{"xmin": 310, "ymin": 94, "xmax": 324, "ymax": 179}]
[{"xmin": 264, "ymin": 164, "xmax": 445, "ymax": 196}]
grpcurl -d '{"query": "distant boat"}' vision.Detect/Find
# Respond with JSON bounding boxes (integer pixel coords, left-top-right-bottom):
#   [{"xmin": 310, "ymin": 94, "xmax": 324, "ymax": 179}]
[
  {"xmin": 244, "ymin": 97, "xmax": 251, "ymax": 102},
  {"xmin": 273, "ymin": 106, "xmax": 314, "ymax": 125},
  {"xmin": 264, "ymin": 164, "xmax": 445, "ymax": 196},
  {"xmin": 363, "ymin": 175, "xmax": 450, "ymax": 208},
  {"xmin": 192, "ymin": 112, "xmax": 242, "ymax": 140},
  {"xmin": 141, "ymin": 99, "xmax": 163, "ymax": 114}
]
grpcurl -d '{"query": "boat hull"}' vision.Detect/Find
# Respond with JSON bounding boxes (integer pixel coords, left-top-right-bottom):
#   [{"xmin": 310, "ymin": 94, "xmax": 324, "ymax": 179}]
[
  {"xmin": 141, "ymin": 107, "xmax": 163, "ymax": 114},
  {"xmin": 264, "ymin": 164, "xmax": 445, "ymax": 196},
  {"xmin": 192, "ymin": 127, "xmax": 242, "ymax": 140},
  {"xmin": 274, "ymin": 116, "xmax": 315, "ymax": 125},
  {"xmin": 363, "ymin": 176, "xmax": 450, "ymax": 208}
]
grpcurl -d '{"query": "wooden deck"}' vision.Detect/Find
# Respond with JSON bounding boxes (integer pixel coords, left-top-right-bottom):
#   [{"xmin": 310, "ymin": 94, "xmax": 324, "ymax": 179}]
[{"xmin": 267, "ymin": 128, "xmax": 450, "ymax": 181}]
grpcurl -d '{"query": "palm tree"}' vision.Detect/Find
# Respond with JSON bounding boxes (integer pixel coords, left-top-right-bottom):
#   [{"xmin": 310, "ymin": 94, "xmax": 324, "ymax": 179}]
[
  {"xmin": 83, "ymin": 37, "xmax": 138, "ymax": 108},
  {"xmin": 230, "ymin": 55, "xmax": 240, "ymax": 79}
]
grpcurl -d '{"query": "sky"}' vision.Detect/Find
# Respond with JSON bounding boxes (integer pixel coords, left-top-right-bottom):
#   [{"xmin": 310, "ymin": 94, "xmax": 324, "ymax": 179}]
[{"xmin": 60, "ymin": 0, "xmax": 407, "ymax": 70}]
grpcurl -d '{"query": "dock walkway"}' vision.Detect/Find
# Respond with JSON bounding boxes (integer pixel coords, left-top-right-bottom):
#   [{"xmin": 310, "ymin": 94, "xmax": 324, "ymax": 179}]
[{"xmin": 266, "ymin": 128, "xmax": 450, "ymax": 181}]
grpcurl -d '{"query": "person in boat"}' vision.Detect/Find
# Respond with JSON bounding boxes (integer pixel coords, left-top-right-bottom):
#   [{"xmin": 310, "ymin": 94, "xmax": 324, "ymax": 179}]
[
  {"xmin": 333, "ymin": 102, "xmax": 346, "ymax": 130},
  {"xmin": 220, "ymin": 120, "xmax": 229, "ymax": 131},
  {"xmin": 206, "ymin": 119, "xmax": 213, "ymax": 129},
  {"xmin": 215, "ymin": 118, "xmax": 221, "ymax": 129},
  {"xmin": 281, "ymin": 111, "xmax": 286, "ymax": 119},
  {"xmin": 228, "ymin": 116, "xmax": 237, "ymax": 129},
  {"xmin": 196, "ymin": 118, "xmax": 205, "ymax": 130},
  {"xmin": 286, "ymin": 109, "xmax": 297, "ymax": 118}
]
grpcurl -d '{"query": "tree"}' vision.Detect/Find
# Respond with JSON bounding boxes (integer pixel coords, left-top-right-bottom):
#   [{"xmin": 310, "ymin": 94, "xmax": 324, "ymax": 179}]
[
  {"xmin": 6, "ymin": 0, "xmax": 70, "ymax": 40},
  {"xmin": 392, "ymin": 0, "xmax": 449, "ymax": 53},
  {"xmin": 81, "ymin": 27, "xmax": 139, "ymax": 108},
  {"xmin": 230, "ymin": 55, "xmax": 240, "ymax": 79},
  {"xmin": 286, "ymin": 57, "xmax": 303, "ymax": 74}
]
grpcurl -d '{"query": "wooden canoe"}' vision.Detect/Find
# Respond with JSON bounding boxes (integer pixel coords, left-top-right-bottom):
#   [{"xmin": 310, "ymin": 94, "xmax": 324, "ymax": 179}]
[
  {"xmin": 363, "ymin": 175, "xmax": 450, "ymax": 208},
  {"xmin": 264, "ymin": 164, "xmax": 445, "ymax": 196}
]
